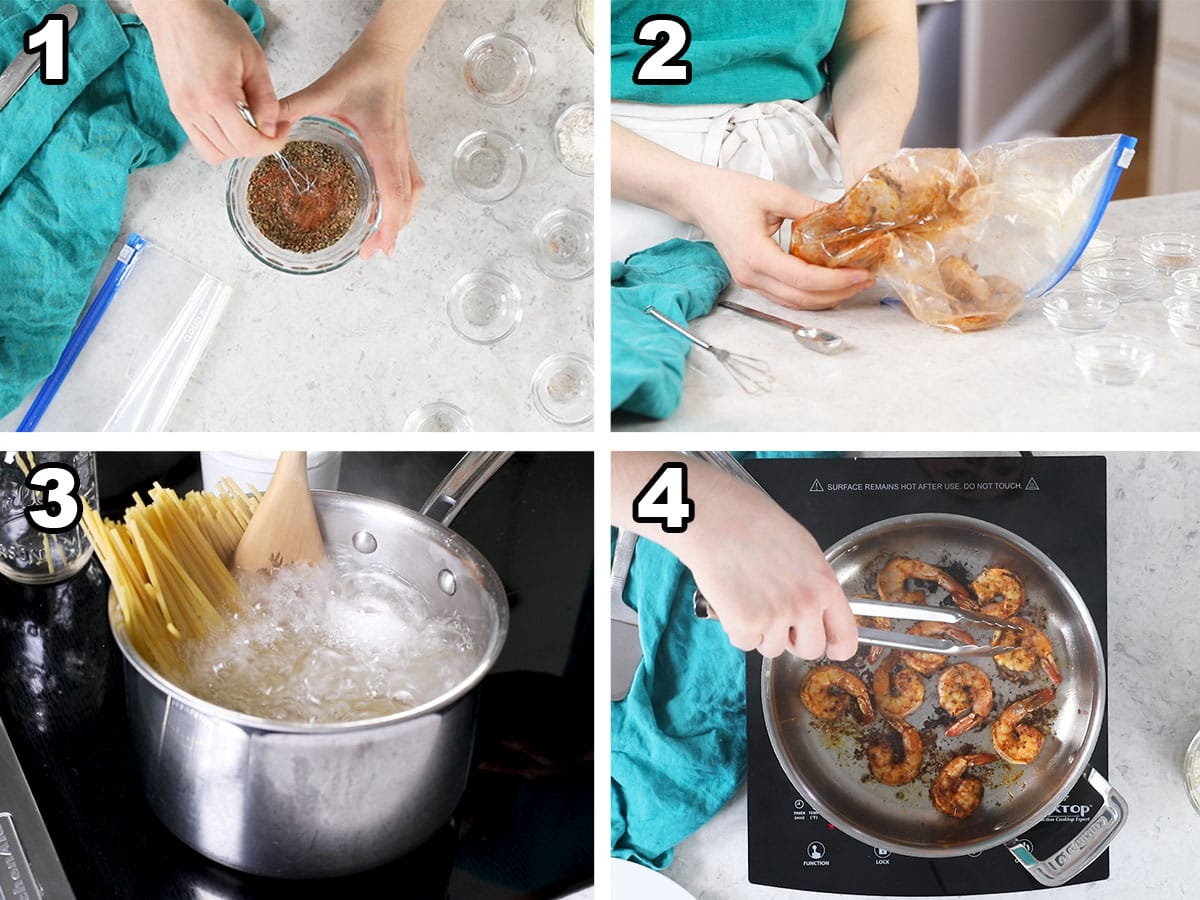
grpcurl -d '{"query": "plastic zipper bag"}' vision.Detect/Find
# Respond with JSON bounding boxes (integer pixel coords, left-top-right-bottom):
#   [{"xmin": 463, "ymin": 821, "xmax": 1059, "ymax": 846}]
[{"xmin": 789, "ymin": 134, "xmax": 1137, "ymax": 332}]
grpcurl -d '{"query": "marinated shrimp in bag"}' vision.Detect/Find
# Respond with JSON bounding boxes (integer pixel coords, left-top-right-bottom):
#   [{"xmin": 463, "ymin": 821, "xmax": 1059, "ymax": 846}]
[{"xmin": 789, "ymin": 135, "xmax": 1136, "ymax": 332}]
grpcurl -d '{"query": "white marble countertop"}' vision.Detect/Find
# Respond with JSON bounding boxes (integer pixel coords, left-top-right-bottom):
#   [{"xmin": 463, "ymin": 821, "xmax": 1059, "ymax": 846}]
[
  {"xmin": 4, "ymin": 0, "xmax": 594, "ymax": 433},
  {"xmin": 614, "ymin": 193, "xmax": 1200, "ymax": 433},
  {"xmin": 650, "ymin": 451, "xmax": 1200, "ymax": 899}
]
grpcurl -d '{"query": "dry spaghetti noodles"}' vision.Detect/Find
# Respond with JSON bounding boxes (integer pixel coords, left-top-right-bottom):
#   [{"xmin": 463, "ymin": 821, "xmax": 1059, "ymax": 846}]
[{"xmin": 81, "ymin": 478, "xmax": 261, "ymax": 678}]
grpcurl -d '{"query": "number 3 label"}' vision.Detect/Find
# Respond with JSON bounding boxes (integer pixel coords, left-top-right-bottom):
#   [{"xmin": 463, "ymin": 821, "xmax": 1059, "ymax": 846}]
[
  {"xmin": 632, "ymin": 462, "xmax": 695, "ymax": 533},
  {"xmin": 632, "ymin": 15, "xmax": 692, "ymax": 85},
  {"xmin": 23, "ymin": 463, "xmax": 83, "ymax": 533}
]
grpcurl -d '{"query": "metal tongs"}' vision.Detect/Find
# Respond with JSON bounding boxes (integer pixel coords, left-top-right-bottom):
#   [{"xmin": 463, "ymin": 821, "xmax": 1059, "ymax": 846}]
[{"xmin": 693, "ymin": 592, "xmax": 1024, "ymax": 657}]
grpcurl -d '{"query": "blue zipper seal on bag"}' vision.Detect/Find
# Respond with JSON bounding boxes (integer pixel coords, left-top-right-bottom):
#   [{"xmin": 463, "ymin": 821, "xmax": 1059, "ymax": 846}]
[
  {"xmin": 1032, "ymin": 133, "xmax": 1138, "ymax": 297},
  {"xmin": 17, "ymin": 233, "xmax": 148, "ymax": 432}
]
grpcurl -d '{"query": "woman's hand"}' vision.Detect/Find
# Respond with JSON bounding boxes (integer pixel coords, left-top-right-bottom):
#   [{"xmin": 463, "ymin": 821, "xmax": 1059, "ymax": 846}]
[
  {"xmin": 685, "ymin": 166, "xmax": 874, "ymax": 309},
  {"xmin": 612, "ymin": 453, "xmax": 859, "ymax": 660},
  {"xmin": 134, "ymin": 0, "xmax": 288, "ymax": 162},
  {"xmin": 280, "ymin": 44, "xmax": 421, "ymax": 258}
]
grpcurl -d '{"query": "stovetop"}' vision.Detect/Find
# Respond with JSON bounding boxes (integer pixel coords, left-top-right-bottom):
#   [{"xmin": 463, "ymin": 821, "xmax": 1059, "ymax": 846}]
[
  {"xmin": 0, "ymin": 452, "xmax": 593, "ymax": 900},
  {"xmin": 743, "ymin": 455, "xmax": 1109, "ymax": 896}
]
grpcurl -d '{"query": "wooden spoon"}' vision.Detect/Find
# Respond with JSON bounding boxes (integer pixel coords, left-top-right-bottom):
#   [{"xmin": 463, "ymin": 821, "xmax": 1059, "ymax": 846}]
[{"xmin": 233, "ymin": 451, "xmax": 327, "ymax": 571}]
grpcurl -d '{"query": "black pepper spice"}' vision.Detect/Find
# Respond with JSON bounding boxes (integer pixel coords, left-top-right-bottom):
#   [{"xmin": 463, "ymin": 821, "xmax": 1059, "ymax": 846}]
[{"xmin": 247, "ymin": 140, "xmax": 359, "ymax": 254}]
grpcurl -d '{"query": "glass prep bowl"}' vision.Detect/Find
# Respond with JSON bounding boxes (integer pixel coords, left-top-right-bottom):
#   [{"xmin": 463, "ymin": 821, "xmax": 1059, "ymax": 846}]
[
  {"xmin": 1079, "ymin": 256, "xmax": 1156, "ymax": 301},
  {"xmin": 402, "ymin": 402, "xmax": 473, "ymax": 432},
  {"xmin": 531, "ymin": 208, "xmax": 594, "ymax": 281},
  {"xmin": 1137, "ymin": 232, "xmax": 1200, "ymax": 274},
  {"xmin": 553, "ymin": 102, "xmax": 595, "ymax": 177},
  {"xmin": 1072, "ymin": 333, "xmax": 1155, "ymax": 386},
  {"xmin": 530, "ymin": 353, "xmax": 593, "ymax": 426},
  {"xmin": 462, "ymin": 33, "xmax": 535, "ymax": 106},
  {"xmin": 446, "ymin": 271, "xmax": 523, "ymax": 344},
  {"xmin": 1173, "ymin": 268, "xmax": 1200, "ymax": 299},
  {"xmin": 1041, "ymin": 287, "xmax": 1120, "ymax": 334},
  {"xmin": 227, "ymin": 117, "xmax": 380, "ymax": 275},
  {"xmin": 452, "ymin": 131, "xmax": 526, "ymax": 203},
  {"xmin": 1165, "ymin": 297, "xmax": 1200, "ymax": 347}
]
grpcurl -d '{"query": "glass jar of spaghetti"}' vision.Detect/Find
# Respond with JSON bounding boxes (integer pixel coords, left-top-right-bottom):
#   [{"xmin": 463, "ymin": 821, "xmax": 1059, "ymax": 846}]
[{"xmin": 0, "ymin": 451, "xmax": 97, "ymax": 585}]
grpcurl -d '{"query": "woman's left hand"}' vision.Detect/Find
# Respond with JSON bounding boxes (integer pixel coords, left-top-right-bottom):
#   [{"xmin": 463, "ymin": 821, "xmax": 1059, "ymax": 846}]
[{"xmin": 280, "ymin": 43, "xmax": 423, "ymax": 258}]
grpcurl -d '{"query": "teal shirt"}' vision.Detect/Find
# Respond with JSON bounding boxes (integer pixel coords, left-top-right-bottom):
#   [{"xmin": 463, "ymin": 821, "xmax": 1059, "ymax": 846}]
[{"xmin": 612, "ymin": 1, "xmax": 847, "ymax": 105}]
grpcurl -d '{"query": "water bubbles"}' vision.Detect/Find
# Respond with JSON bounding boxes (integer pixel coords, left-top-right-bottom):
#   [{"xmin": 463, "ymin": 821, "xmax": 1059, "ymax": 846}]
[{"xmin": 176, "ymin": 552, "xmax": 481, "ymax": 724}]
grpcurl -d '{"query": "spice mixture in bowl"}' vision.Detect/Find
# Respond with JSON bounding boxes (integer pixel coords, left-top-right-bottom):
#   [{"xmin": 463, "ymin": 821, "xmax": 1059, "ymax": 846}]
[{"xmin": 227, "ymin": 117, "xmax": 380, "ymax": 275}]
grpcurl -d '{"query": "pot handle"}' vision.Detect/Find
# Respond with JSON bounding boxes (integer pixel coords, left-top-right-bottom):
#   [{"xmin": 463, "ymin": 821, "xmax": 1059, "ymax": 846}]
[
  {"xmin": 1005, "ymin": 768, "xmax": 1128, "ymax": 887},
  {"xmin": 420, "ymin": 451, "xmax": 513, "ymax": 526}
]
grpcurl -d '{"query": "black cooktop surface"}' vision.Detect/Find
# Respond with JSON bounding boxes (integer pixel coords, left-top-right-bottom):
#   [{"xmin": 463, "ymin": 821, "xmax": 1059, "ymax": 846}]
[
  {"xmin": 744, "ymin": 455, "xmax": 1109, "ymax": 896},
  {"xmin": 0, "ymin": 452, "xmax": 593, "ymax": 900}
]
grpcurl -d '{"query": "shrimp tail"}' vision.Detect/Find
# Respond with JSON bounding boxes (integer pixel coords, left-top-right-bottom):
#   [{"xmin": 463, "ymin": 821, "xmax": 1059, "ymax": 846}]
[
  {"xmin": 1041, "ymin": 655, "xmax": 1062, "ymax": 685},
  {"xmin": 946, "ymin": 712, "xmax": 983, "ymax": 738}
]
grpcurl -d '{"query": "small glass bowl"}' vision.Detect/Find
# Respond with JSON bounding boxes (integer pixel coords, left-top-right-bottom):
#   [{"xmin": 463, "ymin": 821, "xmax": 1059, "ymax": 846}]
[
  {"xmin": 554, "ymin": 102, "xmax": 594, "ymax": 176},
  {"xmin": 531, "ymin": 353, "xmax": 593, "ymax": 426},
  {"xmin": 463, "ymin": 33, "xmax": 535, "ymax": 106},
  {"xmin": 1072, "ymin": 333, "xmax": 1155, "ymax": 385},
  {"xmin": 1137, "ymin": 232, "xmax": 1200, "ymax": 273},
  {"xmin": 452, "ymin": 131, "xmax": 526, "ymax": 203},
  {"xmin": 1165, "ymin": 297, "xmax": 1200, "ymax": 346},
  {"xmin": 1080, "ymin": 256, "xmax": 1156, "ymax": 301},
  {"xmin": 575, "ymin": 0, "xmax": 594, "ymax": 51},
  {"xmin": 532, "ymin": 208, "xmax": 593, "ymax": 280},
  {"xmin": 446, "ymin": 271, "xmax": 523, "ymax": 344},
  {"xmin": 1186, "ymin": 729, "xmax": 1200, "ymax": 815},
  {"xmin": 402, "ymin": 402, "xmax": 473, "ymax": 432},
  {"xmin": 1076, "ymin": 229, "xmax": 1117, "ymax": 268},
  {"xmin": 227, "ymin": 117, "xmax": 380, "ymax": 275},
  {"xmin": 1173, "ymin": 268, "xmax": 1200, "ymax": 299},
  {"xmin": 1041, "ymin": 288, "xmax": 1120, "ymax": 334}
]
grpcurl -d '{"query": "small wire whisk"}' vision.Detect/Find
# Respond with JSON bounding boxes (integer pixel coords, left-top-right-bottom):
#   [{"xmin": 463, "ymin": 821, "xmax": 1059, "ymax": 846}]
[
  {"xmin": 644, "ymin": 306, "xmax": 775, "ymax": 395},
  {"xmin": 235, "ymin": 100, "xmax": 315, "ymax": 195}
]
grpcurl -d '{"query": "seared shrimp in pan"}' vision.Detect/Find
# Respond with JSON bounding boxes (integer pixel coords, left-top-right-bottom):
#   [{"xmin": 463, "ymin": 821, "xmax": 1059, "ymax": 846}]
[
  {"xmin": 992, "ymin": 688, "xmax": 1056, "ymax": 764},
  {"xmin": 969, "ymin": 567, "xmax": 1026, "ymax": 619},
  {"xmin": 876, "ymin": 556, "xmax": 972, "ymax": 607},
  {"xmin": 932, "ymin": 753, "xmax": 998, "ymax": 819},
  {"xmin": 992, "ymin": 618, "xmax": 1062, "ymax": 685},
  {"xmin": 867, "ymin": 716, "xmax": 924, "ymax": 786},
  {"xmin": 937, "ymin": 663, "xmax": 994, "ymax": 736},
  {"xmin": 873, "ymin": 651, "xmax": 925, "ymax": 719},
  {"xmin": 800, "ymin": 665, "xmax": 875, "ymax": 724},
  {"xmin": 899, "ymin": 622, "xmax": 977, "ymax": 676}
]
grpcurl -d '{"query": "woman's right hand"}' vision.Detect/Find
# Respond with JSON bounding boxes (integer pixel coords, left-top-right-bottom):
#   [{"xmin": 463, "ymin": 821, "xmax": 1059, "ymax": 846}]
[
  {"xmin": 134, "ymin": 0, "xmax": 289, "ymax": 163},
  {"xmin": 684, "ymin": 166, "xmax": 873, "ymax": 310}
]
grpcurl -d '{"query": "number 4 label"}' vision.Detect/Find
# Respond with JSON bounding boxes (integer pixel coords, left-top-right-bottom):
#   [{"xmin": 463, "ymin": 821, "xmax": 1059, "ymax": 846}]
[
  {"xmin": 632, "ymin": 462, "xmax": 695, "ymax": 533},
  {"xmin": 632, "ymin": 15, "xmax": 692, "ymax": 85},
  {"xmin": 25, "ymin": 12, "xmax": 70, "ymax": 85}
]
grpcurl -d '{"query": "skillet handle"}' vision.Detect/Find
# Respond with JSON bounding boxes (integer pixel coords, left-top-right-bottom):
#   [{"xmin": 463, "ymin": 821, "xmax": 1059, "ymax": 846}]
[
  {"xmin": 1006, "ymin": 768, "xmax": 1128, "ymax": 887},
  {"xmin": 419, "ymin": 451, "xmax": 513, "ymax": 526}
]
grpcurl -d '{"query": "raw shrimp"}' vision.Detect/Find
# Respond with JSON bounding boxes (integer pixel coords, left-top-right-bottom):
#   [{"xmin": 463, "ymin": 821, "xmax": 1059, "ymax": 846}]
[
  {"xmin": 991, "ymin": 618, "xmax": 1062, "ymax": 685},
  {"xmin": 873, "ymin": 651, "xmax": 925, "ymax": 718},
  {"xmin": 931, "ymin": 753, "xmax": 998, "ymax": 819},
  {"xmin": 867, "ymin": 716, "xmax": 924, "ymax": 786},
  {"xmin": 800, "ymin": 665, "xmax": 875, "ymax": 723},
  {"xmin": 939, "ymin": 256, "xmax": 990, "ymax": 305},
  {"xmin": 937, "ymin": 663, "xmax": 994, "ymax": 736},
  {"xmin": 992, "ymin": 688, "xmax": 1056, "ymax": 765},
  {"xmin": 899, "ymin": 622, "xmax": 976, "ymax": 676},
  {"xmin": 876, "ymin": 557, "xmax": 971, "ymax": 606},
  {"xmin": 969, "ymin": 567, "xmax": 1026, "ymax": 619}
]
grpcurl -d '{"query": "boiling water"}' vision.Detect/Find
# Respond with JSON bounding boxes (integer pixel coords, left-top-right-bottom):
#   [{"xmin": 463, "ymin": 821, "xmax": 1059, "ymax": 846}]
[{"xmin": 177, "ymin": 548, "xmax": 481, "ymax": 724}]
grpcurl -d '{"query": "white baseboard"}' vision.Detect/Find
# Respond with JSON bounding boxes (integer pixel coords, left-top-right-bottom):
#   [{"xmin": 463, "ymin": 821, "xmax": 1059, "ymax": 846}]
[{"xmin": 975, "ymin": 20, "xmax": 1119, "ymax": 149}]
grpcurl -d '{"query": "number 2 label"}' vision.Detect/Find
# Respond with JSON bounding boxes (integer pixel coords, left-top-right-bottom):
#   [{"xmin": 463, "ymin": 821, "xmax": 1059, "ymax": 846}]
[
  {"xmin": 632, "ymin": 15, "xmax": 692, "ymax": 86},
  {"xmin": 23, "ymin": 463, "xmax": 83, "ymax": 533},
  {"xmin": 632, "ymin": 462, "xmax": 695, "ymax": 533},
  {"xmin": 25, "ymin": 12, "xmax": 70, "ymax": 86}
]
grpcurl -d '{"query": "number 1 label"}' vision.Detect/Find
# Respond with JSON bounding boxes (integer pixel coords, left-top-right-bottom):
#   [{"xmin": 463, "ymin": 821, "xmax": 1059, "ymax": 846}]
[
  {"xmin": 632, "ymin": 462, "xmax": 695, "ymax": 533},
  {"xmin": 25, "ymin": 12, "xmax": 70, "ymax": 86}
]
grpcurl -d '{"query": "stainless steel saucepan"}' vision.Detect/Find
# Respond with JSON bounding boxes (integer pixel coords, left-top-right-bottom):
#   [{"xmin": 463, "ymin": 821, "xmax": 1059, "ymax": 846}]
[
  {"xmin": 109, "ymin": 452, "xmax": 512, "ymax": 878},
  {"xmin": 762, "ymin": 512, "xmax": 1127, "ymax": 887}
]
